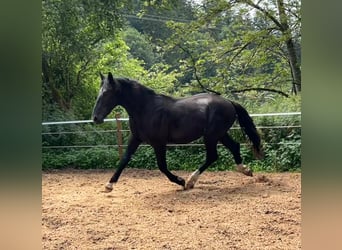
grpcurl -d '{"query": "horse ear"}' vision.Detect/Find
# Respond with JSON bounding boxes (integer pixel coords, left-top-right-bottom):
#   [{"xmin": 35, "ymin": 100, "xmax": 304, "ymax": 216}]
[
  {"xmin": 108, "ymin": 72, "xmax": 115, "ymax": 85},
  {"xmin": 99, "ymin": 72, "xmax": 104, "ymax": 80}
]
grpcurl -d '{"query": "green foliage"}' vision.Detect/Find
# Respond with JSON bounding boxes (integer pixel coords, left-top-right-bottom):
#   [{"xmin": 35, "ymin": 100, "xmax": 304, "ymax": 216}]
[
  {"xmin": 42, "ymin": 0, "xmax": 128, "ymax": 119},
  {"xmin": 276, "ymin": 134, "xmax": 301, "ymax": 171},
  {"xmin": 164, "ymin": 0, "xmax": 301, "ymax": 97},
  {"xmin": 42, "ymin": 0, "xmax": 301, "ymax": 173},
  {"xmin": 42, "ymin": 140, "xmax": 300, "ymax": 172},
  {"xmin": 123, "ymin": 27, "xmax": 162, "ymax": 69},
  {"xmin": 43, "ymin": 148, "xmax": 120, "ymax": 169}
]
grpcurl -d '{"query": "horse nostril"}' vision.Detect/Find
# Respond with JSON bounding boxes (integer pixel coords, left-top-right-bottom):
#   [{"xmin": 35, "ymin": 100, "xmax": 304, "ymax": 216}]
[{"xmin": 93, "ymin": 116, "xmax": 98, "ymax": 122}]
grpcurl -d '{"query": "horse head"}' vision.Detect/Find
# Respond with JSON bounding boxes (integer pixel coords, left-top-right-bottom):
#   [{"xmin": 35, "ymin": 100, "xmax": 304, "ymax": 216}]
[{"xmin": 92, "ymin": 72, "xmax": 120, "ymax": 124}]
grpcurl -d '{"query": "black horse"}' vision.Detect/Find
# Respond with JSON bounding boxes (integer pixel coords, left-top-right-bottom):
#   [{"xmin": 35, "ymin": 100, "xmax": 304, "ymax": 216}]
[{"xmin": 92, "ymin": 72, "xmax": 263, "ymax": 192}]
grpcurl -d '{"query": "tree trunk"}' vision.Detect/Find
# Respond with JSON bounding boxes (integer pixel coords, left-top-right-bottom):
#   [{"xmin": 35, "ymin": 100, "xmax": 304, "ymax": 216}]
[
  {"xmin": 286, "ymin": 38, "xmax": 301, "ymax": 94},
  {"xmin": 277, "ymin": 0, "xmax": 301, "ymax": 94}
]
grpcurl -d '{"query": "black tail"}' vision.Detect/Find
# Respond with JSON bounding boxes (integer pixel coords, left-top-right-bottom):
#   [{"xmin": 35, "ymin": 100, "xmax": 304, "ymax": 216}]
[{"xmin": 231, "ymin": 101, "xmax": 264, "ymax": 159}]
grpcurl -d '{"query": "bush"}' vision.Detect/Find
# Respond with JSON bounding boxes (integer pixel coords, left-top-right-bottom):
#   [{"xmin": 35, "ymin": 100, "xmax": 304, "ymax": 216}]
[
  {"xmin": 42, "ymin": 148, "xmax": 120, "ymax": 170},
  {"xmin": 42, "ymin": 138, "xmax": 300, "ymax": 172}
]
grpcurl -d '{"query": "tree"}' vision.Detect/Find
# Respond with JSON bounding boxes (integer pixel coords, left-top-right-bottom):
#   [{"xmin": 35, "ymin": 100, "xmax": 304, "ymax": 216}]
[
  {"xmin": 238, "ymin": 0, "xmax": 301, "ymax": 94},
  {"xmin": 42, "ymin": 0, "xmax": 128, "ymax": 119},
  {"xmin": 123, "ymin": 27, "xmax": 162, "ymax": 69},
  {"xmin": 164, "ymin": 0, "xmax": 301, "ymax": 98}
]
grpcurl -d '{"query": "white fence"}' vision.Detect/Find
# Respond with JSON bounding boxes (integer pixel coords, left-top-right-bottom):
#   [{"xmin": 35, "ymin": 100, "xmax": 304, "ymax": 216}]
[
  {"xmin": 41, "ymin": 112, "xmax": 300, "ymax": 126},
  {"xmin": 42, "ymin": 112, "xmax": 301, "ymax": 151}
]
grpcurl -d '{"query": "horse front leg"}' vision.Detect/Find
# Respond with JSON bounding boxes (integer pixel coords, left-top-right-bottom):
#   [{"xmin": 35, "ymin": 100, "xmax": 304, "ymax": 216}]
[
  {"xmin": 153, "ymin": 145, "xmax": 186, "ymax": 188},
  {"xmin": 104, "ymin": 136, "xmax": 141, "ymax": 192}
]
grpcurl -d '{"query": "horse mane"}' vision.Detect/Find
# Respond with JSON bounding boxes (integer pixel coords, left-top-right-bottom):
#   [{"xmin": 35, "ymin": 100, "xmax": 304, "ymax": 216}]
[{"xmin": 117, "ymin": 78, "xmax": 156, "ymax": 97}]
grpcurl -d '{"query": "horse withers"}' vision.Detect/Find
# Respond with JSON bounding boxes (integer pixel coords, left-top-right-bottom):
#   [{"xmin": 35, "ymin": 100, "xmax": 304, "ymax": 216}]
[{"xmin": 92, "ymin": 72, "xmax": 264, "ymax": 192}]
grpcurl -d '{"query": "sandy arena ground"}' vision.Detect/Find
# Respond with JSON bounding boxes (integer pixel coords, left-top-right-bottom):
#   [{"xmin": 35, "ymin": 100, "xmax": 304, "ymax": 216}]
[{"xmin": 42, "ymin": 168, "xmax": 301, "ymax": 249}]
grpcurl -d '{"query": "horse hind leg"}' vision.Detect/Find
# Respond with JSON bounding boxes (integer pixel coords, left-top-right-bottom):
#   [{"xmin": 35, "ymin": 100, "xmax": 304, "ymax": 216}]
[
  {"xmin": 220, "ymin": 134, "xmax": 253, "ymax": 177},
  {"xmin": 185, "ymin": 169, "xmax": 201, "ymax": 190},
  {"xmin": 185, "ymin": 139, "xmax": 219, "ymax": 190}
]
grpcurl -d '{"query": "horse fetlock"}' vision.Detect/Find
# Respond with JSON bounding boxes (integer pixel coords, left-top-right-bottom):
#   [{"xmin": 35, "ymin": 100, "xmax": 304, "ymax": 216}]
[
  {"xmin": 177, "ymin": 176, "xmax": 186, "ymax": 187},
  {"xmin": 236, "ymin": 164, "xmax": 253, "ymax": 177}
]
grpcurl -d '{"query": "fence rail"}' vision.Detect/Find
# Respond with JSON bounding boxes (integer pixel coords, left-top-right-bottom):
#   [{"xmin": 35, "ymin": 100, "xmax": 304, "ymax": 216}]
[
  {"xmin": 41, "ymin": 112, "xmax": 301, "ymax": 126},
  {"xmin": 42, "ymin": 112, "xmax": 301, "ymax": 155}
]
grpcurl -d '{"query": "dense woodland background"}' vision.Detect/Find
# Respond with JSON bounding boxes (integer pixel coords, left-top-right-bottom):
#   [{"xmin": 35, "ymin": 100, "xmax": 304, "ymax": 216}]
[{"xmin": 42, "ymin": 0, "xmax": 301, "ymax": 172}]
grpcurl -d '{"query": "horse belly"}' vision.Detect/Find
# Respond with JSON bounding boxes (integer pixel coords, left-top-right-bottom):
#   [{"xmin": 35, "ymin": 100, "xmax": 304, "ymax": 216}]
[{"xmin": 168, "ymin": 123, "xmax": 204, "ymax": 144}]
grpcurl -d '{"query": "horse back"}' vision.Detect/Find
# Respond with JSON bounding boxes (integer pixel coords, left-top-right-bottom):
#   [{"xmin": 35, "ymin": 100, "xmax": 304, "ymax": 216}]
[
  {"xmin": 128, "ymin": 93, "xmax": 237, "ymax": 145},
  {"xmin": 168, "ymin": 94, "xmax": 237, "ymax": 143}
]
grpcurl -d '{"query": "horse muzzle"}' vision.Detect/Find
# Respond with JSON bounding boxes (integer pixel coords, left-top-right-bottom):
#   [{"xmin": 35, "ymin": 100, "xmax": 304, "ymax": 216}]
[{"xmin": 93, "ymin": 116, "xmax": 104, "ymax": 124}]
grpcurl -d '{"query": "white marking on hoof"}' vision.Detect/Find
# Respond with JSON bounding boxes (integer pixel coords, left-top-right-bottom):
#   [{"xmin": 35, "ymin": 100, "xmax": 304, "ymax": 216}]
[
  {"xmin": 185, "ymin": 170, "xmax": 200, "ymax": 190},
  {"xmin": 104, "ymin": 182, "xmax": 114, "ymax": 192},
  {"xmin": 236, "ymin": 164, "xmax": 253, "ymax": 177}
]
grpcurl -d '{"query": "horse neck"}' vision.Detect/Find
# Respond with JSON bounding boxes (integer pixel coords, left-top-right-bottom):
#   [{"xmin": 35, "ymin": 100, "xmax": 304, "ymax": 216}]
[{"xmin": 119, "ymin": 82, "xmax": 156, "ymax": 117}]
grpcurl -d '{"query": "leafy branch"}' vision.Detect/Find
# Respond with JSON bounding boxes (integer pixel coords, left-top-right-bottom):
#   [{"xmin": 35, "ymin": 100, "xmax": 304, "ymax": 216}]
[
  {"xmin": 177, "ymin": 44, "xmax": 221, "ymax": 95},
  {"xmin": 231, "ymin": 87, "xmax": 289, "ymax": 97}
]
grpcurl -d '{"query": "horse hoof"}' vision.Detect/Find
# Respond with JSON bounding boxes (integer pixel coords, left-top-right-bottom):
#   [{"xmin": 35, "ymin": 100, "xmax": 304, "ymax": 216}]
[
  {"xmin": 104, "ymin": 186, "xmax": 113, "ymax": 192},
  {"xmin": 236, "ymin": 164, "xmax": 253, "ymax": 177},
  {"xmin": 104, "ymin": 183, "xmax": 113, "ymax": 192},
  {"xmin": 244, "ymin": 170, "xmax": 253, "ymax": 177},
  {"xmin": 184, "ymin": 170, "xmax": 200, "ymax": 190},
  {"xmin": 184, "ymin": 182, "xmax": 195, "ymax": 190}
]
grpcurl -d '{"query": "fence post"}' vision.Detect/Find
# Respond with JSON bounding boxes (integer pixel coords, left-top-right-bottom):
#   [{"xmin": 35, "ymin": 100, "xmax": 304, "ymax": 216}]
[{"xmin": 115, "ymin": 113, "xmax": 123, "ymax": 160}]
